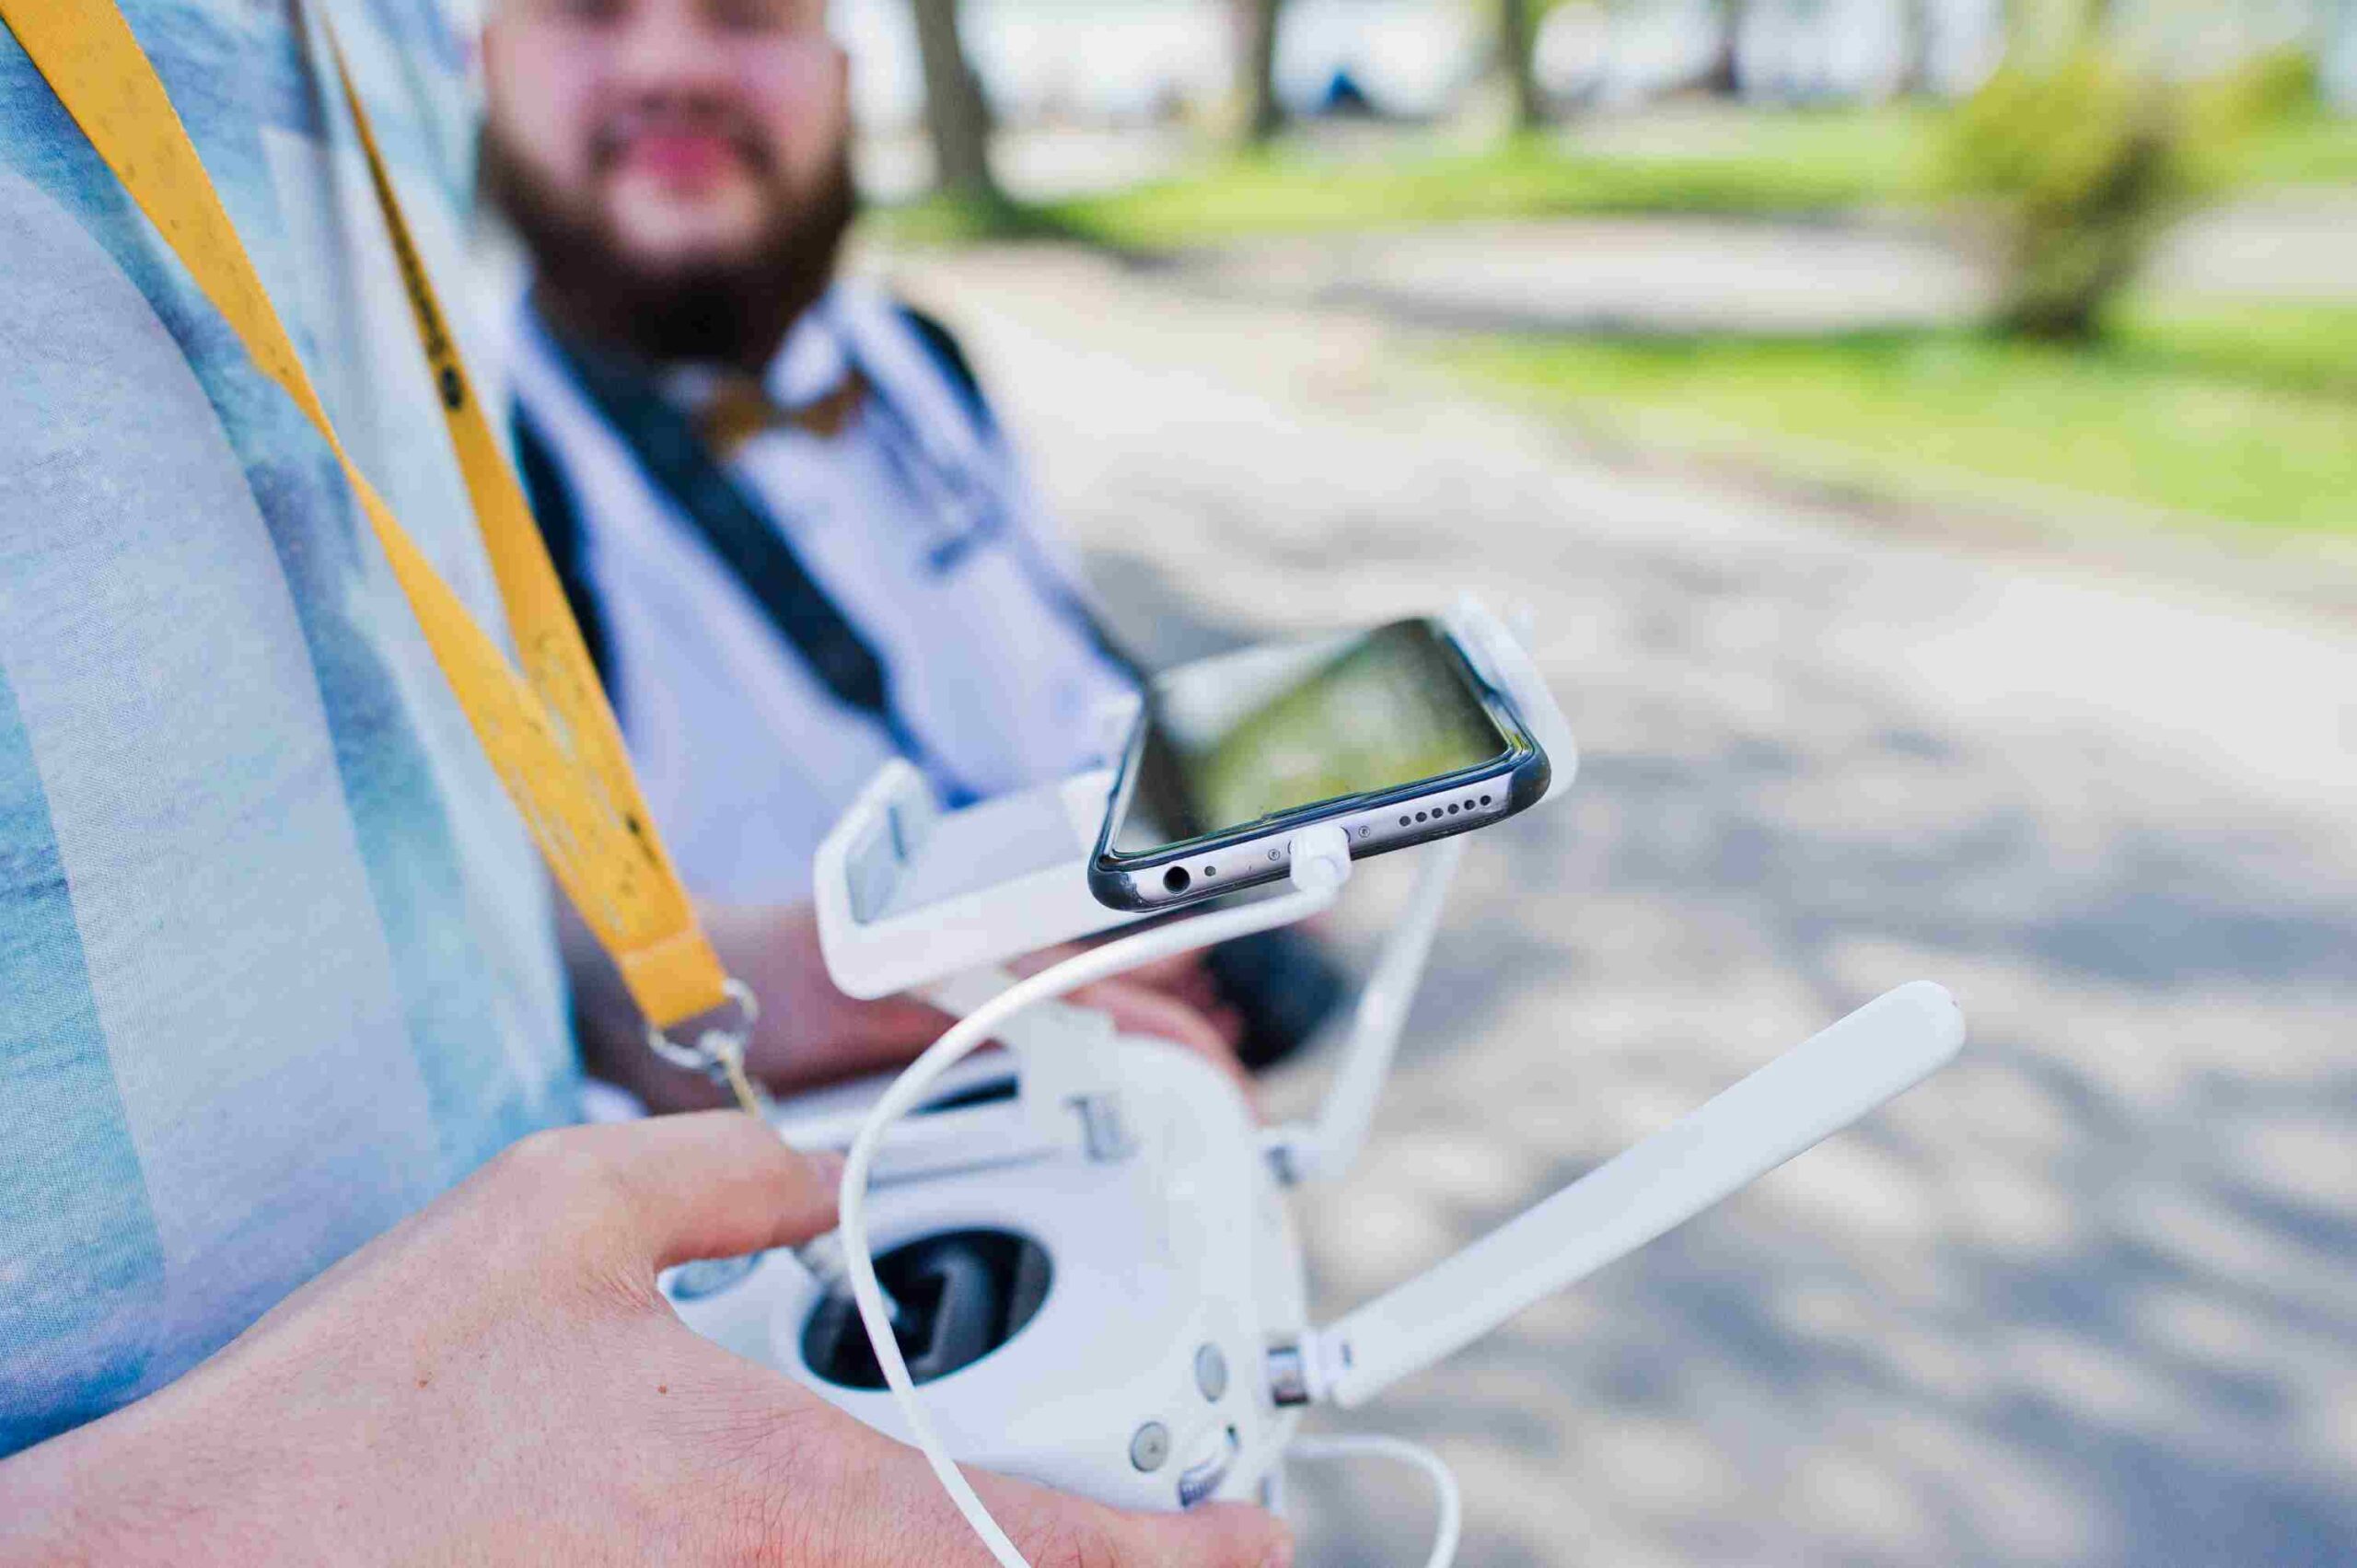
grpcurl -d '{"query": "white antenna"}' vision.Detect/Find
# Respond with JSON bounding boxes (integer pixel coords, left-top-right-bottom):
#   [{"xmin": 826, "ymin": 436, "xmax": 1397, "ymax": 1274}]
[
  {"xmin": 1269, "ymin": 834, "xmax": 1469, "ymax": 1184},
  {"xmin": 1306, "ymin": 981, "xmax": 1965, "ymax": 1409}
]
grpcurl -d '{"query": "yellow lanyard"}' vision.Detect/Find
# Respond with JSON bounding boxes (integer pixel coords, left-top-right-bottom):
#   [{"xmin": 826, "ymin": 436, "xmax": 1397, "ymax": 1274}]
[{"xmin": 3, "ymin": 0, "xmax": 759, "ymax": 1091}]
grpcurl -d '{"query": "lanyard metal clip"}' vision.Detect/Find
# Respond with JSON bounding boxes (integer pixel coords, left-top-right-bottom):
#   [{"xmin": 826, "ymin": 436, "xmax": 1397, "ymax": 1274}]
[{"xmin": 644, "ymin": 978, "xmax": 769, "ymax": 1115}]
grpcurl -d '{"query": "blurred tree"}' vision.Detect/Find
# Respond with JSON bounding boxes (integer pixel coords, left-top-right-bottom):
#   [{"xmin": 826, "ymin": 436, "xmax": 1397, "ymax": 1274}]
[
  {"xmin": 911, "ymin": 0, "xmax": 1002, "ymax": 204},
  {"xmin": 1894, "ymin": 0, "xmax": 1935, "ymax": 94},
  {"xmin": 1239, "ymin": 0, "xmax": 1287, "ymax": 144},
  {"xmin": 1700, "ymin": 0, "xmax": 1747, "ymax": 95},
  {"xmin": 1944, "ymin": 46, "xmax": 2289, "ymax": 340},
  {"xmin": 1500, "ymin": 0, "xmax": 1547, "ymax": 129}
]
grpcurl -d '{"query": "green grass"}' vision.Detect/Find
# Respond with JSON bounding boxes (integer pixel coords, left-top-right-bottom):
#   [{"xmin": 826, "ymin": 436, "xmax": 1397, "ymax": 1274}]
[
  {"xmin": 2236, "ymin": 106, "xmax": 2357, "ymax": 186},
  {"xmin": 1032, "ymin": 110, "xmax": 1946, "ymax": 250},
  {"xmin": 866, "ymin": 105, "xmax": 2356, "ymax": 253},
  {"xmin": 1440, "ymin": 298, "xmax": 2357, "ymax": 535},
  {"xmin": 2109, "ymin": 296, "xmax": 2357, "ymax": 397}
]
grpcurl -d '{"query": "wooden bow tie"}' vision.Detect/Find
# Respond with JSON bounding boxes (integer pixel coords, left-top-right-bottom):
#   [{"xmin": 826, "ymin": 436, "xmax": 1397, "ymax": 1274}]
[{"xmin": 693, "ymin": 367, "xmax": 868, "ymax": 458}]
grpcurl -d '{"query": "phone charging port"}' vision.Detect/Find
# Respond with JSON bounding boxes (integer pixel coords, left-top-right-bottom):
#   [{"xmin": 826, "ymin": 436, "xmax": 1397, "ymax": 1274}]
[{"xmin": 1162, "ymin": 865, "xmax": 1192, "ymax": 895}]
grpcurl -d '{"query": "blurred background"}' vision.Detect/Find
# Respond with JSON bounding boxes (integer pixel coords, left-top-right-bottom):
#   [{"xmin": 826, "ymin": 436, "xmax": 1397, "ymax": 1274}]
[{"xmin": 645, "ymin": 0, "xmax": 2357, "ymax": 1561}]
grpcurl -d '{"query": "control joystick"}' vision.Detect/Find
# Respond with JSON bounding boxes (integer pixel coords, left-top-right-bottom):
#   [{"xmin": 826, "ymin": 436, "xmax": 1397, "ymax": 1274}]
[{"xmin": 803, "ymin": 1229, "xmax": 1052, "ymax": 1391}]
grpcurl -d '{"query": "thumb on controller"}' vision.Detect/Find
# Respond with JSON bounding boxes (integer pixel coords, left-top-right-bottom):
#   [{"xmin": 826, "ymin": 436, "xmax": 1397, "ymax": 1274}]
[{"xmin": 524, "ymin": 1109, "xmax": 843, "ymax": 1274}]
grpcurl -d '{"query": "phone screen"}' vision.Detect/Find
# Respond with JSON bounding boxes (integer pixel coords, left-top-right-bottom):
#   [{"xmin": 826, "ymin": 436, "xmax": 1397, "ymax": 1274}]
[{"xmin": 1108, "ymin": 619, "xmax": 1515, "ymax": 859}]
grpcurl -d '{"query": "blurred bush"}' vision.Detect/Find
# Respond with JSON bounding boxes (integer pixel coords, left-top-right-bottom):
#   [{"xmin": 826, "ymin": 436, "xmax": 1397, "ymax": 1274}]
[
  {"xmin": 1943, "ymin": 46, "xmax": 2306, "ymax": 342},
  {"xmin": 2233, "ymin": 45, "xmax": 2325, "ymax": 121}
]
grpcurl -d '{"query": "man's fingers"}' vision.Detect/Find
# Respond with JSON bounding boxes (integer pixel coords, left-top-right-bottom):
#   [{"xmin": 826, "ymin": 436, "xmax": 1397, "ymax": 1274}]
[
  {"xmin": 1096, "ymin": 1501, "xmax": 1294, "ymax": 1568},
  {"xmin": 501, "ymin": 1112, "xmax": 842, "ymax": 1272},
  {"xmin": 1204, "ymin": 1002, "xmax": 1248, "ymax": 1051},
  {"xmin": 1071, "ymin": 978, "xmax": 1257, "ymax": 1103},
  {"xmin": 1074, "ymin": 1500, "xmax": 1293, "ymax": 1568},
  {"xmin": 801, "ymin": 1411, "xmax": 1292, "ymax": 1568},
  {"xmin": 975, "ymin": 1466, "xmax": 1294, "ymax": 1568}
]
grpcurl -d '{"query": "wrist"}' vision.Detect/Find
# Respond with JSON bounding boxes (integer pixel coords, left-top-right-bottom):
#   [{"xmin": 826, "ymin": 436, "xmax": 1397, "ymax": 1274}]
[{"xmin": 0, "ymin": 1395, "xmax": 247, "ymax": 1568}]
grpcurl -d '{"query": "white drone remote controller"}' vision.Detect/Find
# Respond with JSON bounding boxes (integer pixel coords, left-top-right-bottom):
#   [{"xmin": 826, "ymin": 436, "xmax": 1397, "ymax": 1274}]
[{"xmin": 666, "ymin": 601, "xmax": 1968, "ymax": 1567}]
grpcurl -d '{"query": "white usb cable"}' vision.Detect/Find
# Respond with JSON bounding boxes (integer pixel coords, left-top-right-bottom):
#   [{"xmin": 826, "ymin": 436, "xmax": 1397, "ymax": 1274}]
[
  {"xmin": 833, "ymin": 826, "xmax": 1353, "ymax": 1568},
  {"xmin": 1287, "ymin": 1434, "xmax": 1462, "ymax": 1568}
]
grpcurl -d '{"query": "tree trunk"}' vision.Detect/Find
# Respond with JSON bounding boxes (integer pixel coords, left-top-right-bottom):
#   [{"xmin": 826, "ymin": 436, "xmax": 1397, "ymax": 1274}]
[
  {"xmin": 1894, "ymin": 0, "xmax": 1934, "ymax": 95},
  {"xmin": 1500, "ymin": 0, "xmax": 1546, "ymax": 130},
  {"xmin": 1701, "ymin": 0, "xmax": 1743, "ymax": 96},
  {"xmin": 910, "ymin": 0, "xmax": 1001, "ymax": 203},
  {"xmin": 1239, "ymin": 0, "xmax": 1285, "ymax": 145},
  {"xmin": 1997, "ymin": 115, "xmax": 2171, "ymax": 343}
]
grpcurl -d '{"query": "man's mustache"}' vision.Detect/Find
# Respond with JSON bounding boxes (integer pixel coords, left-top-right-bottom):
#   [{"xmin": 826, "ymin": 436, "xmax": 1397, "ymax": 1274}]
[{"xmin": 588, "ymin": 102, "xmax": 774, "ymax": 178}]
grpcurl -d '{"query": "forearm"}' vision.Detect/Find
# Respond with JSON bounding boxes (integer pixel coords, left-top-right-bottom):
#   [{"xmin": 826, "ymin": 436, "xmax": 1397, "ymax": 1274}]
[
  {"xmin": 564, "ymin": 900, "xmax": 949, "ymax": 1110},
  {"xmin": 0, "ymin": 1391, "xmax": 255, "ymax": 1568},
  {"xmin": 0, "ymin": 1424, "xmax": 90, "ymax": 1566}
]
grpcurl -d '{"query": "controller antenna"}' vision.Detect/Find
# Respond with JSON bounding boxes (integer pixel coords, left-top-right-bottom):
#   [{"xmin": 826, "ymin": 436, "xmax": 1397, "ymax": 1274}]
[{"xmin": 1273, "ymin": 982, "xmax": 1965, "ymax": 1409}]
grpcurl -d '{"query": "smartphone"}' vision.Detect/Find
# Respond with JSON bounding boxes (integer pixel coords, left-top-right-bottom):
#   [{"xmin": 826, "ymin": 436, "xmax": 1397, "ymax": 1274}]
[{"xmin": 1089, "ymin": 617, "xmax": 1550, "ymax": 911}]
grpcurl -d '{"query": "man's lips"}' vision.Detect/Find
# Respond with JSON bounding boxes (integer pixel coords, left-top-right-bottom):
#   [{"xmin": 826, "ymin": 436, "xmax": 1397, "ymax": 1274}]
[{"xmin": 614, "ymin": 129, "xmax": 745, "ymax": 188}]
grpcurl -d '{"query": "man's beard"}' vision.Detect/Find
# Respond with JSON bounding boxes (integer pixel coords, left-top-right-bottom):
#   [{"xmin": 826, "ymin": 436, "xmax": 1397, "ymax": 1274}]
[{"xmin": 482, "ymin": 122, "xmax": 856, "ymax": 369}]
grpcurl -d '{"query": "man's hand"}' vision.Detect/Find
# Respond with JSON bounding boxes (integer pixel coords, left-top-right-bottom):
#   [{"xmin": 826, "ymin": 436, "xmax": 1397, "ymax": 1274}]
[
  {"xmin": 1016, "ymin": 947, "xmax": 1254, "ymax": 1100},
  {"xmin": 0, "ymin": 1114, "xmax": 1290, "ymax": 1568}
]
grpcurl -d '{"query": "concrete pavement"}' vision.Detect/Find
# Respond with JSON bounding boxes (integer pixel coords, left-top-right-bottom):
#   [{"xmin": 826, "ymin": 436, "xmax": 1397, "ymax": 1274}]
[
  {"xmin": 873, "ymin": 242, "xmax": 2357, "ymax": 1568},
  {"xmin": 1153, "ymin": 192, "xmax": 2357, "ymax": 339},
  {"xmin": 1165, "ymin": 213, "xmax": 1996, "ymax": 336}
]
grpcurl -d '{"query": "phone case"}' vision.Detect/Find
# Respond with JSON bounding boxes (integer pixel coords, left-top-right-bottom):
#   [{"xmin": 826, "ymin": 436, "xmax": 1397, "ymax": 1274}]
[{"xmin": 1086, "ymin": 615, "xmax": 1554, "ymax": 912}]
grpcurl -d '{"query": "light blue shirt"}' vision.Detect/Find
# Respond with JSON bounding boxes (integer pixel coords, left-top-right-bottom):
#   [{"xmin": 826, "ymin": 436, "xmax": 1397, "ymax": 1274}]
[
  {"xmin": 510, "ymin": 283, "xmax": 1136, "ymax": 902},
  {"xmin": 0, "ymin": 0, "xmax": 575, "ymax": 1455}
]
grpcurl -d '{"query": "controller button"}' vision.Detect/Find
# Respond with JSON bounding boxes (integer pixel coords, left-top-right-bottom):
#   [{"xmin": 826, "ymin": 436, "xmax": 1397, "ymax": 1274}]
[
  {"xmin": 1130, "ymin": 1422, "xmax": 1172, "ymax": 1472},
  {"xmin": 1194, "ymin": 1343, "xmax": 1229, "ymax": 1401}
]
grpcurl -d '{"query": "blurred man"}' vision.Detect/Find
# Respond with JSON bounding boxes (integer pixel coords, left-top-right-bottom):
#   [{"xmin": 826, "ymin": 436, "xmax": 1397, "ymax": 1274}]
[
  {"xmin": 483, "ymin": 0, "xmax": 1133, "ymax": 899},
  {"xmin": 0, "ymin": 3, "xmax": 1283, "ymax": 1561},
  {"xmin": 481, "ymin": 0, "xmax": 1341, "ymax": 1065}
]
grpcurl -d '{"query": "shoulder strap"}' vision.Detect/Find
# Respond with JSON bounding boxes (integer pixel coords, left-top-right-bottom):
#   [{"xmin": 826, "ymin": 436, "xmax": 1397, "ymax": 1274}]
[
  {"xmin": 532, "ymin": 317, "xmax": 895, "ymax": 724},
  {"xmin": 510, "ymin": 403, "xmax": 617, "ymax": 691},
  {"xmin": 894, "ymin": 302, "xmax": 997, "ymax": 440}
]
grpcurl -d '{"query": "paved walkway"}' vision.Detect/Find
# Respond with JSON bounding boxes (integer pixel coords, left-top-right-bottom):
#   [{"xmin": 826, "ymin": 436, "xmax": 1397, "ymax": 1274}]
[
  {"xmin": 877, "ymin": 242, "xmax": 2357, "ymax": 1568},
  {"xmin": 1161, "ymin": 193, "xmax": 2357, "ymax": 338},
  {"xmin": 1169, "ymin": 213, "xmax": 1996, "ymax": 335}
]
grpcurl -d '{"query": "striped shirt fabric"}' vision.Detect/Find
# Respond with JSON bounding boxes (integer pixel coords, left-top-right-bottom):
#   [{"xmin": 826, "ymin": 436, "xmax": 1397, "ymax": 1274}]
[{"xmin": 0, "ymin": 0, "xmax": 576, "ymax": 1456}]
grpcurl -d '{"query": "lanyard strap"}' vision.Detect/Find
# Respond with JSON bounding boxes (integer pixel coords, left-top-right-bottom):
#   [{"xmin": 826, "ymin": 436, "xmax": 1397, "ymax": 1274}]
[{"xmin": 2, "ymin": 0, "xmax": 740, "ymax": 1044}]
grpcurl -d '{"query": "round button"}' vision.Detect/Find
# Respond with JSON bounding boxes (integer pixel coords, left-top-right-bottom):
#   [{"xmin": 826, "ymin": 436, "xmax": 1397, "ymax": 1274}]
[
  {"xmin": 1130, "ymin": 1422, "xmax": 1171, "ymax": 1472},
  {"xmin": 1194, "ymin": 1343, "xmax": 1230, "ymax": 1401}
]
